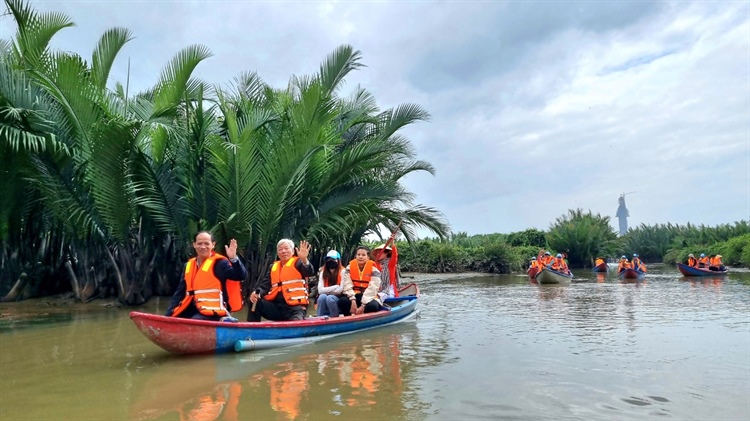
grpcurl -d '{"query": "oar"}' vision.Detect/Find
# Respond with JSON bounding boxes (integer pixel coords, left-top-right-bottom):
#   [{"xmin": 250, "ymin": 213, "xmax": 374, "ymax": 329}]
[{"xmin": 250, "ymin": 288, "xmax": 261, "ymax": 312}]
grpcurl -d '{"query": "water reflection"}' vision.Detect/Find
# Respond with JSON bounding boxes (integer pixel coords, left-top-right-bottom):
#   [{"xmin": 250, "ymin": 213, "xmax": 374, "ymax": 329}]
[
  {"xmin": 128, "ymin": 326, "xmax": 415, "ymax": 421},
  {"xmin": 1, "ymin": 266, "xmax": 749, "ymax": 420}
]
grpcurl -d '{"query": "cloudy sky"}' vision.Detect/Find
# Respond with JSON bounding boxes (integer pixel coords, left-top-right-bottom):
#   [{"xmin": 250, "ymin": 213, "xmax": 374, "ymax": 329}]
[{"xmin": 5, "ymin": 1, "xmax": 748, "ymax": 236}]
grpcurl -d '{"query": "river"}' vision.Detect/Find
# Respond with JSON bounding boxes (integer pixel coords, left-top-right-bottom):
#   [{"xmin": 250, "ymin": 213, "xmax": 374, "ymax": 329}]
[{"xmin": 1, "ymin": 265, "xmax": 748, "ymax": 420}]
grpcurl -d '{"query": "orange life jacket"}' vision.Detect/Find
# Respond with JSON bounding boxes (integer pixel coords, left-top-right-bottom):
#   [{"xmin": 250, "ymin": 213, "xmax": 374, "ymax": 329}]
[
  {"xmin": 698, "ymin": 256, "xmax": 709, "ymax": 267},
  {"xmin": 688, "ymin": 256, "xmax": 698, "ymax": 267},
  {"xmin": 618, "ymin": 260, "xmax": 631, "ymax": 271},
  {"xmin": 349, "ymin": 260, "xmax": 375, "ymax": 293},
  {"xmin": 710, "ymin": 256, "xmax": 722, "ymax": 266},
  {"xmin": 550, "ymin": 257, "xmax": 568, "ymax": 271},
  {"xmin": 632, "ymin": 258, "xmax": 646, "ymax": 272},
  {"xmin": 170, "ymin": 254, "xmax": 242, "ymax": 318},
  {"xmin": 595, "ymin": 258, "xmax": 605, "ymax": 266},
  {"xmin": 264, "ymin": 257, "xmax": 309, "ymax": 306}
]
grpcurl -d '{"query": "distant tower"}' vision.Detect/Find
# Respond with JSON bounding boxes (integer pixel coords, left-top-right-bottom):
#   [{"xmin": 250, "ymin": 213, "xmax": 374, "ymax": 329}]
[{"xmin": 616, "ymin": 192, "xmax": 634, "ymax": 236}]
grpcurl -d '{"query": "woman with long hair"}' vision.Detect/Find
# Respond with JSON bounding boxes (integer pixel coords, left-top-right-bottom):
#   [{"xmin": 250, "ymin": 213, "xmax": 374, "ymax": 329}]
[{"xmin": 316, "ymin": 250, "xmax": 345, "ymax": 317}]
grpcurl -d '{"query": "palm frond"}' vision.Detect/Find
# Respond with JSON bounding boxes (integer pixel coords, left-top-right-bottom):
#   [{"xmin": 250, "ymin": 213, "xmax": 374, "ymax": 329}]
[{"xmin": 91, "ymin": 27, "xmax": 133, "ymax": 89}]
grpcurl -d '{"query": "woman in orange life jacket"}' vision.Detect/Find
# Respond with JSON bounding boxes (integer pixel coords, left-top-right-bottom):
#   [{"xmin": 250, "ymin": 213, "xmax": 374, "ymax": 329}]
[
  {"xmin": 247, "ymin": 239, "xmax": 315, "ymax": 322},
  {"xmin": 316, "ymin": 250, "xmax": 346, "ymax": 317},
  {"xmin": 165, "ymin": 231, "xmax": 247, "ymax": 321},
  {"xmin": 698, "ymin": 253, "xmax": 710, "ymax": 268},
  {"xmin": 631, "ymin": 253, "xmax": 647, "ymax": 272},
  {"xmin": 687, "ymin": 253, "xmax": 698, "ymax": 267},
  {"xmin": 338, "ymin": 246, "xmax": 384, "ymax": 316},
  {"xmin": 548, "ymin": 253, "xmax": 569, "ymax": 273},
  {"xmin": 617, "ymin": 255, "xmax": 631, "ymax": 273}
]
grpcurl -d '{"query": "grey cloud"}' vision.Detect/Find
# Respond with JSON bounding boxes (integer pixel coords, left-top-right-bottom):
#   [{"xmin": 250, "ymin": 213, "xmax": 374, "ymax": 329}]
[
  {"xmin": 7, "ymin": 0, "xmax": 747, "ymax": 235},
  {"xmin": 405, "ymin": 1, "xmax": 664, "ymax": 92}
]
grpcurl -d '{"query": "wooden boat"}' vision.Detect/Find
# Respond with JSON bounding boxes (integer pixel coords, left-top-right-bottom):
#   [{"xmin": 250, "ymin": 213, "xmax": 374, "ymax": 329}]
[
  {"xmin": 592, "ymin": 262, "xmax": 608, "ymax": 273},
  {"xmin": 618, "ymin": 268, "xmax": 645, "ymax": 280},
  {"xmin": 676, "ymin": 262, "xmax": 728, "ymax": 276},
  {"xmin": 536, "ymin": 267, "xmax": 573, "ymax": 284},
  {"xmin": 131, "ymin": 283, "xmax": 419, "ymax": 355},
  {"xmin": 527, "ymin": 266, "xmax": 539, "ymax": 279}
]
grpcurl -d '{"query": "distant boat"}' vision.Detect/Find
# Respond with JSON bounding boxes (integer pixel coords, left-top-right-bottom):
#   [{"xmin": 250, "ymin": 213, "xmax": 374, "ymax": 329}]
[
  {"xmin": 592, "ymin": 262, "xmax": 608, "ymax": 273},
  {"xmin": 618, "ymin": 268, "xmax": 645, "ymax": 280},
  {"xmin": 536, "ymin": 267, "xmax": 573, "ymax": 284},
  {"xmin": 676, "ymin": 262, "xmax": 728, "ymax": 277}
]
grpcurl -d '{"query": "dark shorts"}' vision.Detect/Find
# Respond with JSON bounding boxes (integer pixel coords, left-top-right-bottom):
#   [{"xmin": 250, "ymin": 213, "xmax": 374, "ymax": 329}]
[{"xmin": 246, "ymin": 299, "xmax": 306, "ymax": 322}]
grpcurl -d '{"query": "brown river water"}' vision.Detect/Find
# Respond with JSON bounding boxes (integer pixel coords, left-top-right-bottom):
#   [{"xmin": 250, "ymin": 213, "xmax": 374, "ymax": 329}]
[{"xmin": 1, "ymin": 265, "xmax": 748, "ymax": 420}]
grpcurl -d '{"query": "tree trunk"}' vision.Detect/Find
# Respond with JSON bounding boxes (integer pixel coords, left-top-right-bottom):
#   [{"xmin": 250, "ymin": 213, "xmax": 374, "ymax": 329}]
[
  {"xmin": 0, "ymin": 273, "xmax": 28, "ymax": 302},
  {"xmin": 64, "ymin": 261, "xmax": 81, "ymax": 300}
]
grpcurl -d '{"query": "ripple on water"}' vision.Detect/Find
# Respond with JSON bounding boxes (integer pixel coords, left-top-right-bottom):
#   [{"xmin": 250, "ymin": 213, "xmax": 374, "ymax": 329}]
[{"xmin": 410, "ymin": 268, "xmax": 750, "ymax": 420}]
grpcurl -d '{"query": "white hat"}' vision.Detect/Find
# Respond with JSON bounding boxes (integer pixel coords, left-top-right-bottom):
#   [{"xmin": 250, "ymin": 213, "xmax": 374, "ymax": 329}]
[{"xmin": 373, "ymin": 244, "xmax": 392, "ymax": 251}]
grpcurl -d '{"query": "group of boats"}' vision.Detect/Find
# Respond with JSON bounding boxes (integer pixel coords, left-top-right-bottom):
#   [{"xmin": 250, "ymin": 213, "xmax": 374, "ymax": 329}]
[
  {"xmin": 132, "ymin": 258, "xmax": 731, "ymax": 356},
  {"xmin": 527, "ymin": 259, "xmax": 729, "ymax": 284},
  {"xmin": 131, "ymin": 283, "xmax": 420, "ymax": 355}
]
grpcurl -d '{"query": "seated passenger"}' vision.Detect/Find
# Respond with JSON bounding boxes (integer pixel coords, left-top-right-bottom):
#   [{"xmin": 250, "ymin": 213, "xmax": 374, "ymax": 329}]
[
  {"xmin": 548, "ymin": 253, "xmax": 569, "ymax": 273},
  {"xmin": 698, "ymin": 253, "xmax": 709, "ymax": 268},
  {"xmin": 165, "ymin": 231, "xmax": 246, "ymax": 321},
  {"xmin": 617, "ymin": 255, "xmax": 631, "ymax": 273},
  {"xmin": 316, "ymin": 250, "xmax": 345, "ymax": 317},
  {"xmin": 528, "ymin": 256, "xmax": 539, "ymax": 272},
  {"xmin": 631, "ymin": 253, "xmax": 647, "ymax": 272},
  {"xmin": 247, "ymin": 239, "xmax": 315, "ymax": 322},
  {"xmin": 709, "ymin": 254, "xmax": 725, "ymax": 271},
  {"xmin": 540, "ymin": 251, "xmax": 554, "ymax": 266},
  {"xmin": 687, "ymin": 253, "xmax": 698, "ymax": 267},
  {"xmin": 594, "ymin": 257, "xmax": 606, "ymax": 267},
  {"xmin": 338, "ymin": 246, "xmax": 384, "ymax": 315}
]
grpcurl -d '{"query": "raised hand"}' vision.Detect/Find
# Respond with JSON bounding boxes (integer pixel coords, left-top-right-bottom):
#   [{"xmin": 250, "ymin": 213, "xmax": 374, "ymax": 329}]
[
  {"xmin": 224, "ymin": 238, "xmax": 238, "ymax": 260},
  {"xmin": 296, "ymin": 240, "xmax": 311, "ymax": 263}
]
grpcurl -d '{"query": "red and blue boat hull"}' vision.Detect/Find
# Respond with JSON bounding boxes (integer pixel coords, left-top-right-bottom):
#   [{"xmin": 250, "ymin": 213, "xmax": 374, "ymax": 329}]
[{"xmin": 131, "ymin": 286, "xmax": 419, "ymax": 355}]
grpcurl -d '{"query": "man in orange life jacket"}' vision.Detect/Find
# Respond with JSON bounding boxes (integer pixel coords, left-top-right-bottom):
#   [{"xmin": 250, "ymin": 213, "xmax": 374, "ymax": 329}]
[
  {"xmin": 165, "ymin": 231, "xmax": 247, "ymax": 321},
  {"xmin": 247, "ymin": 239, "xmax": 315, "ymax": 322}
]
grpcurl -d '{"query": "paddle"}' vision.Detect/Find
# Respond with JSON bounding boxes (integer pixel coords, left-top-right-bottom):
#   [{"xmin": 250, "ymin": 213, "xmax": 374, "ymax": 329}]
[{"xmin": 250, "ymin": 288, "xmax": 261, "ymax": 312}]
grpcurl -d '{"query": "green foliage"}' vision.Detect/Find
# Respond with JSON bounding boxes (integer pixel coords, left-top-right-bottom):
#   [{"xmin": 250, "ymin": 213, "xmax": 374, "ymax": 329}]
[
  {"xmin": 742, "ymin": 244, "xmax": 750, "ymax": 268},
  {"xmin": 547, "ymin": 209, "xmax": 618, "ymax": 268},
  {"xmin": 0, "ymin": 0, "xmax": 450, "ymax": 302},
  {"xmin": 468, "ymin": 242, "xmax": 522, "ymax": 274},
  {"xmin": 506, "ymin": 228, "xmax": 546, "ymax": 248},
  {"xmin": 396, "ymin": 240, "xmax": 467, "ymax": 273},
  {"xmin": 716, "ymin": 234, "xmax": 750, "ymax": 266}
]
